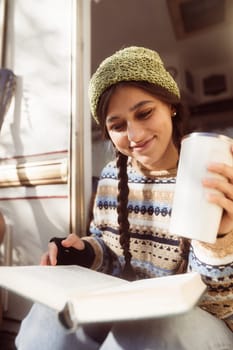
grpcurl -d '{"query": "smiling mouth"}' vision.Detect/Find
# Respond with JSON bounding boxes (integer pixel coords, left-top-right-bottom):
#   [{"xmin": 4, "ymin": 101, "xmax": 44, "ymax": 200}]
[{"xmin": 130, "ymin": 137, "xmax": 154, "ymax": 152}]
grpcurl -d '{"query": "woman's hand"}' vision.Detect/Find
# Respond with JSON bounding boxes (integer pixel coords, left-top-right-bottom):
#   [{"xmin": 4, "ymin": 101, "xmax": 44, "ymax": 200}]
[
  {"xmin": 40, "ymin": 233, "xmax": 85, "ymax": 266},
  {"xmin": 202, "ymin": 144, "xmax": 233, "ymax": 234}
]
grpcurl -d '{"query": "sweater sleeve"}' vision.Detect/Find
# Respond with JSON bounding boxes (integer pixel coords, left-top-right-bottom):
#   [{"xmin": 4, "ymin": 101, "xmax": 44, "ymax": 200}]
[
  {"xmin": 188, "ymin": 230, "xmax": 233, "ymax": 331},
  {"xmin": 83, "ymin": 225, "xmax": 123, "ymax": 277},
  {"xmin": 82, "ymin": 162, "xmax": 124, "ymax": 277}
]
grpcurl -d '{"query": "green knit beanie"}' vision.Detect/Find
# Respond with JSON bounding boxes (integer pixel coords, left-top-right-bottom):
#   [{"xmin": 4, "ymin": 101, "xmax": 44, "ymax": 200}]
[{"xmin": 89, "ymin": 46, "xmax": 180, "ymax": 123}]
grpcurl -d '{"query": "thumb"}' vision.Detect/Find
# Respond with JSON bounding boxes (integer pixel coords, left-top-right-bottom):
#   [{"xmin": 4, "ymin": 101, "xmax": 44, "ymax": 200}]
[{"xmin": 61, "ymin": 233, "xmax": 85, "ymax": 250}]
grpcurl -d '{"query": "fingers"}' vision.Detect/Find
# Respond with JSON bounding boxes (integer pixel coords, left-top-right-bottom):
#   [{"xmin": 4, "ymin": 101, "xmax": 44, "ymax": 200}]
[
  {"xmin": 203, "ymin": 176, "xmax": 233, "ymax": 214},
  {"xmin": 39, "ymin": 233, "xmax": 85, "ymax": 266},
  {"xmin": 207, "ymin": 162, "xmax": 233, "ymax": 184},
  {"xmin": 61, "ymin": 233, "xmax": 85, "ymax": 250},
  {"xmin": 204, "ymin": 161, "xmax": 233, "ymax": 202},
  {"xmin": 203, "ymin": 156, "xmax": 233, "ymax": 233},
  {"xmin": 40, "ymin": 242, "xmax": 58, "ymax": 266},
  {"xmin": 203, "ymin": 177, "xmax": 233, "ymax": 201},
  {"xmin": 207, "ymin": 192, "xmax": 233, "ymax": 214},
  {"xmin": 40, "ymin": 252, "xmax": 50, "ymax": 266}
]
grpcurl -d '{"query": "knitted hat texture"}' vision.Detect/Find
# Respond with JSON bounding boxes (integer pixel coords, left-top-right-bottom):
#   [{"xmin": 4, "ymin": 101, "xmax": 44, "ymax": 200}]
[{"xmin": 89, "ymin": 46, "xmax": 180, "ymax": 123}]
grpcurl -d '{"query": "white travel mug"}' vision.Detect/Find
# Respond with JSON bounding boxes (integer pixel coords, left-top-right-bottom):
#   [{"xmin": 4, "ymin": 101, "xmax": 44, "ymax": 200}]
[{"xmin": 169, "ymin": 132, "xmax": 233, "ymax": 243}]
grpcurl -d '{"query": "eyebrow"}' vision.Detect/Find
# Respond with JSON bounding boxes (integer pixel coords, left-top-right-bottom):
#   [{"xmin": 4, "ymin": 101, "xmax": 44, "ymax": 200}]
[
  {"xmin": 106, "ymin": 100, "xmax": 153, "ymax": 124},
  {"xmin": 129, "ymin": 100, "xmax": 153, "ymax": 111}
]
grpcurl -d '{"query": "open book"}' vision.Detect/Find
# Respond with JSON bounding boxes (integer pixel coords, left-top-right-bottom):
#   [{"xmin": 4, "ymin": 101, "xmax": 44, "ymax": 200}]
[{"xmin": 0, "ymin": 265, "xmax": 206, "ymax": 330}]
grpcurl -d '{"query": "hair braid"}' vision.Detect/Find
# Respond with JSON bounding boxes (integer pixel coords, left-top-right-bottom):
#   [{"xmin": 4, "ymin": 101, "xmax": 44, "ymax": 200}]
[
  {"xmin": 116, "ymin": 151, "xmax": 136, "ymax": 281},
  {"xmin": 177, "ymin": 237, "xmax": 191, "ymax": 273}
]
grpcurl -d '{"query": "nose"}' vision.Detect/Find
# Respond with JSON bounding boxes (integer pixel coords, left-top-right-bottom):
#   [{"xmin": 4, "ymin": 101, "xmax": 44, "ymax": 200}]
[{"xmin": 127, "ymin": 121, "xmax": 145, "ymax": 143}]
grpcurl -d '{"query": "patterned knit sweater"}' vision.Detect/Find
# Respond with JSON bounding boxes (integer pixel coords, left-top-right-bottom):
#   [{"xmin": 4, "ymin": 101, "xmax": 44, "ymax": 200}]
[{"xmin": 84, "ymin": 159, "xmax": 233, "ymax": 331}]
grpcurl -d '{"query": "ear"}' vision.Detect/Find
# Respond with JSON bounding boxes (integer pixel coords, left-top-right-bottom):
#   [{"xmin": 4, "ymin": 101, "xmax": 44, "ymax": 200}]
[
  {"xmin": 171, "ymin": 106, "xmax": 177, "ymax": 117},
  {"xmin": 172, "ymin": 110, "xmax": 177, "ymax": 117}
]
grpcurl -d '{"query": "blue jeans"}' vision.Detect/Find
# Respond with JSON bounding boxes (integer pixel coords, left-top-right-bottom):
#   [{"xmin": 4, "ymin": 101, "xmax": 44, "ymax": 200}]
[{"xmin": 15, "ymin": 303, "xmax": 233, "ymax": 350}]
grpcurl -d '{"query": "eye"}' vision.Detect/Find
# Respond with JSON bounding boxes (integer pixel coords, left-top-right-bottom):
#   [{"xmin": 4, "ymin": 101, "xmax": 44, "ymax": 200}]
[
  {"xmin": 136, "ymin": 108, "xmax": 154, "ymax": 120},
  {"xmin": 108, "ymin": 122, "xmax": 126, "ymax": 132}
]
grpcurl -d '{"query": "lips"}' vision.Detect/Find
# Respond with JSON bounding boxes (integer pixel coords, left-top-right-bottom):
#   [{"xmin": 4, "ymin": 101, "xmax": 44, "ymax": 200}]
[{"xmin": 130, "ymin": 137, "xmax": 155, "ymax": 152}]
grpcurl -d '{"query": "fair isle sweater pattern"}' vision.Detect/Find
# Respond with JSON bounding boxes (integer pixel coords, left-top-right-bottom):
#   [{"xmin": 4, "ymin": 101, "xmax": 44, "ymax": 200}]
[{"xmin": 86, "ymin": 159, "xmax": 233, "ymax": 330}]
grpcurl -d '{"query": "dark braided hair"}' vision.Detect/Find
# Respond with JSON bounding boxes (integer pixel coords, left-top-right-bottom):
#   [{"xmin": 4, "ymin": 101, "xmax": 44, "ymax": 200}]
[
  {"xmin": 96, "ymin": 81, "xmax": 191, "ymax": 278},
  {"xmin": 116, "ymin": 150, "xmax": 136, "ymax": 280}
]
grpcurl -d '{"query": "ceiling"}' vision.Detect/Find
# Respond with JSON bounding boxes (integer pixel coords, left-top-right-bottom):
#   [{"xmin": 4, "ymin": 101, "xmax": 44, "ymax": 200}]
[
  {"xmin": 91, "ymin": 0, "xmax": 233, "ymax": 72},
  {"xmin": 91, "ymin": 0, "xmax": 233, "ymax": 131}
]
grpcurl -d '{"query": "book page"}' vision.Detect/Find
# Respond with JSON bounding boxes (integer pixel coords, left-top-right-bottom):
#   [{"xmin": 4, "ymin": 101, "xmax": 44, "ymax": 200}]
[
  {"xmin": 0, "ymin": 266, "xmax": 206, "ymax": 328},
  {"xmin": 0, "ymin": 265, "xmax": 127, "ymax": 311},
  {"xmin": 66, "ymin": 272, "xmax": 206, "ymax": 327}
]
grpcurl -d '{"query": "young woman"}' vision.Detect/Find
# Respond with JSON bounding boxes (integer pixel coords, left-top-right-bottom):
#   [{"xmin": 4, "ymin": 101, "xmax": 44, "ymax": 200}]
[{"xmin": 16, "ymin": 47, "xmax": 233, "ymax": 349}]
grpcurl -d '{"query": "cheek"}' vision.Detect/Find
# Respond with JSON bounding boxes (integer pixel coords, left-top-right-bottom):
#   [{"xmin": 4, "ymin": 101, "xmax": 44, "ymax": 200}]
[
  {"xmin": 158, "ymin": 116, "xmax": 173, "ymax": 134},
  {"xmin": 108, "ymin": 132, "xmax": 127, "ymax": 149}
]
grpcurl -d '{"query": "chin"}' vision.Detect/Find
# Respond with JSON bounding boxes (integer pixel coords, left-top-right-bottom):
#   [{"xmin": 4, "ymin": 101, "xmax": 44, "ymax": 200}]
[{"xmin": 136, "ymin": 157, "xmax": 157, "ymax": 169}]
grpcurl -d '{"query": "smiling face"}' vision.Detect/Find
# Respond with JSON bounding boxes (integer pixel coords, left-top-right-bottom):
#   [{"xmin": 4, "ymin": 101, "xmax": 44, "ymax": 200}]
[{"xmin": 105, "ymin": 85, "xmax": 179, "ymax": 171}]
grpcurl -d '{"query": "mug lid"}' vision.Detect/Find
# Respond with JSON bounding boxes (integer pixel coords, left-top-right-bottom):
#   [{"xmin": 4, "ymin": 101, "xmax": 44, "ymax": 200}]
[{"xmin": 182, "ymin": 132, "xmax": 233, "ymax": 143}]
